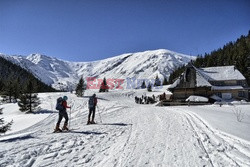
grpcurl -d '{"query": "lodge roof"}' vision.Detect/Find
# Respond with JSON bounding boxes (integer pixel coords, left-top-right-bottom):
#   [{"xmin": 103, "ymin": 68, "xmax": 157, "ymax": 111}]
[
  {"xmin": 169, "ymin": 64, "xmax": 246, "ymax": 89},
  {"xmin": 197, "ymin": 66, "xmax": 245, "ymax": 81}
]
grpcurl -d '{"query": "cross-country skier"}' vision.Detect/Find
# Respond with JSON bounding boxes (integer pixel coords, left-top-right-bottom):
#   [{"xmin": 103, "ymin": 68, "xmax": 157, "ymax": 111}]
[
  {"xmin": 54, "ymin": 96, "xmax": 71, "ymax": 132},
  {"xmin": 87, "ymin": 94, "xmax": 97, "ymax": 125}
]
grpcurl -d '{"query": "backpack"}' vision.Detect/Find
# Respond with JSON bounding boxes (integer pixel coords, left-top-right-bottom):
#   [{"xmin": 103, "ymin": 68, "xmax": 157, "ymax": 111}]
[
  {"xmin": 56, "ymin": 97, "xmax": 64, "ymax": 110},
  {"xmin": 88, "ymin": 97, "xmax": 95, "ymax": 108}
]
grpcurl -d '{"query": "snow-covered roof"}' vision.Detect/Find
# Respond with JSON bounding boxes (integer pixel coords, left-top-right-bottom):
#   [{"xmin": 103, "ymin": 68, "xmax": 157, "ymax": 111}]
[
  {"xmin": 198, "ymin": 66, "xmax": 245, "ymax": 81},
  {"xmin": 195, "ymin": 70, "xmax": 211, "ymax": 87},
  {"xmin": 210, "ymin": 94, "xmax": 222, "ymax": 101},
  {"xmin": 168, "ymin": 77, "xmax": 180, "ymax": 89},
  {"xmin": 185, "ymin": 95, "xmax": 209, "ymax": 102},
  {"xmin": 169, "ymin": 65, "xmax": 246, "ymax": 89}
]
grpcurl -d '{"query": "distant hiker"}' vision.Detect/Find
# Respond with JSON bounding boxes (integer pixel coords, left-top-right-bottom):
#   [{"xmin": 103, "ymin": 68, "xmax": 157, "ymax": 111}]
[
  {"xmin": 160, "ymin": 92, "xmax": 166, "ymax": 101},
  {"xmin": 163, "ymin": 92, "xmax": 166, "ymax": 100},
  {"xmin": 135, "ymin": 96, "xmax": 139, "ymax": 103},
  {"xmin": 87, "ymin": 94, "xmax": 98, "ymax": 125},
  {"xmin": 146, "ymin": 97, "xmax": 150, "ymax": 104},
  {"xmin": 139, "ymin": 98, "xmax": 142, "ymax": 104},
  {"xmin": 152, "ymin": 94, "xmax": 155, "ymax": 101},
  {"xmin": 54, "ymin": 96, "xmax": 71, "ymax": 132}
]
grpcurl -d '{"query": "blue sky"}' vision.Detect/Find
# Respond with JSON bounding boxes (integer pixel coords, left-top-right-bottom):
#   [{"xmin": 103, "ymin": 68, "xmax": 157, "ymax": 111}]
[{"xmin": 0, "ymin": 0, "xmax": 249, "ymax": 61}]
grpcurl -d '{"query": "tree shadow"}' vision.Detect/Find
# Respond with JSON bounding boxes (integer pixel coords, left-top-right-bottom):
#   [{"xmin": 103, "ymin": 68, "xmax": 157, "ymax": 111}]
[
  {"xmin": 82, "ymin": 96, "xmax": 92, "ymax": 99},
  {"xmin": 69, "ymin": 130, "xmax": 107, "ymax": 135},
  {"xmin": 0, "ymin": 134, "xmax": 35, "ymax": 143},
  {"xmin": 82, "ymin": 96, "xmax": 109, "ymax": 101},
  {"xmin": 101, "ymin": 123, "xmax": 132, "ymax": 126},
  {"xmin": 97, "ymin": 97, "xmax": 110, "ymax": 101},
  {"xmin": 33, "ymin": 110, "xmax": 57, "ymax": 114}
]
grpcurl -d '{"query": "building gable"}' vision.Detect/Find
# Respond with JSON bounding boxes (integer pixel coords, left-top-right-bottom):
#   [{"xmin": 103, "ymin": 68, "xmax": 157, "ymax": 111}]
[{"xmin": 168, "ymin": 64, "xmax": 248, "ymax": 101}]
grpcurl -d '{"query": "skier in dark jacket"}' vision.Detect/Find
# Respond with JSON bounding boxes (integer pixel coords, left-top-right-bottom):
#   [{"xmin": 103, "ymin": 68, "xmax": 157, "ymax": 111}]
[
  {"xmin": 87, "ymin": 94, "xmax": 97, "ymax": 125},
  {"xmin": 54, "ymin": 96, "xmax": 71, "ymax": 132}
]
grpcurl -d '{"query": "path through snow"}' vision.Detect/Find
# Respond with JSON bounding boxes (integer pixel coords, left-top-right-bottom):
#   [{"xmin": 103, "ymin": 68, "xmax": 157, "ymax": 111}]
[{"xmin": 0, "ymin": 91, "xmax": 250, "ymax": 167}]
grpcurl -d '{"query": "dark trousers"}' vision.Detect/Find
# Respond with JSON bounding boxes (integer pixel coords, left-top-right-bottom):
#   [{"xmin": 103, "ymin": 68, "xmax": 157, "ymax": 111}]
[
  {"xmin": 57, "ymin": 110, "xmax": 68, "ymax": 125},
  {"xmin": 88, "ymin": 107, "xmax": 96, "ymax": 121}
]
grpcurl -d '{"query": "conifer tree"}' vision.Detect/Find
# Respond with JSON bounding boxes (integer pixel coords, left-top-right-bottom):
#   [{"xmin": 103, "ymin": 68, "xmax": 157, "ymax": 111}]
[
  {"xmin": 75, "ymin": 77, "xmax": 85, "ymax": 97},
  {"xmin": 0, "ymin": 104, "xmax": 13, "ymax": 133},
  {"xmin": 0, "ymin": 118, "xmax": 12, "ymax": 133},
  {"xmin": 99, "ymin": 77, "xmax": 109, "ymax": 92},
  {"xmin": 18, "ymin": 79, "xmax": 40, "ymax": 113},
  {"xmin": 141, "ymin": 80, "xmax": 146, "ymax": 89},
  {"xmin": 154, "ymin": 75, "xmax": 161, "ymax": 86},
  {"xmin": 5, "ymin": 79, "xmax": 14, "ymax": 103},
  {"xmin": 0, "ymin": 80, "xmax": 4, "ymax": 93},
  {"xmin": 247, "ymin": 55, "xmax": 250, "ymax": 85},
  {"xmin": 147, "ymin": 83, "xmax": 152, "ymax": 92},
  {"xmin": 162, "ymin": 77, "xmax": 168, "ymax": 85},
  {"xmin": 169, "ymin": 65, "xmax": 185, "ymax": 84},
  {"xmin": 13, "ymin": 78, "xmax": 21, "ymax": 102}
]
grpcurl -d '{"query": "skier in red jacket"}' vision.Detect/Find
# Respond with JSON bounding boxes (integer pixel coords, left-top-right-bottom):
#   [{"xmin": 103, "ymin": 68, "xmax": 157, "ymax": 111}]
[{"xmin": 54, "ymin": 96, "xmax": 71, "ymax": 132}]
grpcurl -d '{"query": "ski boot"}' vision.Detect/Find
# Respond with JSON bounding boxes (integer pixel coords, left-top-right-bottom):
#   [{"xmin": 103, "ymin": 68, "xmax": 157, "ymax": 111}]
[
  {"xmin": 90, "ymin": 120, "xmax": 96, "ymax": 124},
  {"xmin": 54, "ymin": 124, "xmax": 62, "ymax": 133},
  {"xmin": 62, "ymin": 123, "xmax": 69, "ymax": 131}
]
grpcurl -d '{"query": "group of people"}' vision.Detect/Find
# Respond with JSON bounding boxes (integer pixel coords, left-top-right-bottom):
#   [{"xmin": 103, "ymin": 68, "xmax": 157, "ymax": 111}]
[
  {"xmin": 54, "ymin": 92, "xmax": 161, "ymax": 132},
  {"xmin": 135, "ymin": 94, "xmax": 156, "ymax": 104},
  {"xmin": 54, "ymin": 94, "xmax": 97, "ymax": 132}
]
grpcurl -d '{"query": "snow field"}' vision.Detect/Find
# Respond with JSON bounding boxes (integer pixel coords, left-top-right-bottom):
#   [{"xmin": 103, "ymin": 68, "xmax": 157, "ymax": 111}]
[{"xmin": 0, "ymin": 89, "xmax": 250, "ymax": 166}]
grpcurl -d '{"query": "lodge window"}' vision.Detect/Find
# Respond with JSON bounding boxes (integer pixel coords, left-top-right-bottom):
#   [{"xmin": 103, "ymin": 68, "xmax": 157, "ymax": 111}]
[
  {"xmin": 237, "ymin": 80, "xmax": 243, "ymax": 86},
  {"xmin": 211, "ymin": 81, "xmax": 224, "ymax": 86},
  {"xmin": 237, "ymin": 80, "xmax": 247, "ymax": 87},
  {"xmin": 238, "ymin": 91, "xmax": 245, "ymax": 97},
  {"xmin": 216, "ymin": 81, "xmax": 224, "ymax": 86},
  {"xmin": 215, "ymin": 92, "xmax": 222, "ymax": 98}
]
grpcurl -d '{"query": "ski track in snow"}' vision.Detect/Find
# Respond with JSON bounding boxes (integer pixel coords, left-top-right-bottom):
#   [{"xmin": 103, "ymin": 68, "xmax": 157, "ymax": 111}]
[{"xmin": 0, "ymin": 91, "xmax": 250, "ymax": 167}]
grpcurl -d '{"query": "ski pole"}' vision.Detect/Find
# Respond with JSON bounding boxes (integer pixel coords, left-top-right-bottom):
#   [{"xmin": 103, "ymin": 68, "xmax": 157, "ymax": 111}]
[
  {"xmin": 96, "ymin": 105, "xmax": 102, "ymax": 123},
  {"xmin": 69, "ymin": 103, "xmax": 74, "ymax": 129},
  {"xmin": 69, "ymin": 107, "xmax": 71, "ymax": 129}
]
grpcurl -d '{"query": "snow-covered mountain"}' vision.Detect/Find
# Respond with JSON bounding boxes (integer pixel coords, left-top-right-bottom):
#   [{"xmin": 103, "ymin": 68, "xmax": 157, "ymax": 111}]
[{"xmin": 0, "ymin": 49, "xmax": 195, "ymax": 90}]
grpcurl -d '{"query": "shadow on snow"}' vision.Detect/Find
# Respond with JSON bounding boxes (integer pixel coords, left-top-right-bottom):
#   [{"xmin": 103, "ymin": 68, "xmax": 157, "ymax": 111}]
[
  {"xmin": 101, "ymin": 123, "xmax": 132, "ymax": 126},
  {"xmin": 0, "ymin": 134, "xmax": 35, "ymax": 143},
  {"xmin": 33, "ymin": 110, "xmax": 58, "ymax": 114},
  {"xmin": 82, "ymin": 96, "xmax": 110, "ymax": 101},
  {"xmin": 69, "ymin": 130, "xmax": 107, "ymax": 135}
]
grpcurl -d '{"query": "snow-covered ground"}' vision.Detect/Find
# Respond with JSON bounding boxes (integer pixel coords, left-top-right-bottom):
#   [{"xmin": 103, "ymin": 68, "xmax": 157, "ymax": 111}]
[{"xmin": 0, "ymin": 89, "xmax": 250, "ymax": 167}]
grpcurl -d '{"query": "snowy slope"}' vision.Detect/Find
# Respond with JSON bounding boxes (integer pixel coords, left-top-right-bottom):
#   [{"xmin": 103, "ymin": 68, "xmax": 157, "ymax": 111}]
[
  {"xmin": 0, "ymin": 49, "xmax": 195, "ymax": 90},
  {"xmin": 0, "ymin": 90, "xmax": 250, "ymax": 166},
  {"xmin": 0, "ymin": 54, "xmax": 79, "ymax": 90}
]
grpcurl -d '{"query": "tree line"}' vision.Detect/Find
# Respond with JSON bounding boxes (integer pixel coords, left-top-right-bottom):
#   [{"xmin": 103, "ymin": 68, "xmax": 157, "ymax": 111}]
[
  {"xmin": 0, "ymin": 57, "xmax": 56, "ymax": 94},
  {"xmin": 0, "ymin": 57, "xmax": 57, "ymax": 113},
  {"xmin": 74, "ymin": 75, "xmax": 169, "ymax": 96}
]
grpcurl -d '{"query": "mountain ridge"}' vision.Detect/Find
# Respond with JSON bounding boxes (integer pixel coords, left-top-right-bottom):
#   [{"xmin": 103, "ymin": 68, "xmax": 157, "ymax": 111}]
[{"xmin": 0, "ymin": 49, "xmax": 196, "ymax": 90}]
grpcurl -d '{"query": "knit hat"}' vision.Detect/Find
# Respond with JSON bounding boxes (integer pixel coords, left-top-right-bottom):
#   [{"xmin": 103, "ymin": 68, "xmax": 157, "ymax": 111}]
[{"xmin": 63, "ymin": 96, "xmax": 68, "ymax": 100}]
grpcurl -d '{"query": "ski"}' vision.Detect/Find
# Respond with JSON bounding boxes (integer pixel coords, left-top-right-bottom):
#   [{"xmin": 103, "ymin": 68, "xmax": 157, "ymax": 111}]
[
  {"xmin": 52, "ymin": 127, "xmax": 80, "ymax": 133},
  {"xmin": 86, "ymin": 122, "xmax": 97, "ymax": 125},
  {"xmin": 52, "ymin": 130, "xmax": 70, "ymax": 133}
]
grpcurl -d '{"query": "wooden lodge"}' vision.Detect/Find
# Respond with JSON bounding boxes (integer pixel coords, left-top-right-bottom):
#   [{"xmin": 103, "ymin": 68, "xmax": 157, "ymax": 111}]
[{"xmin": 168, "ymin": 63, "xmax": 249, "ymax": 102}]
